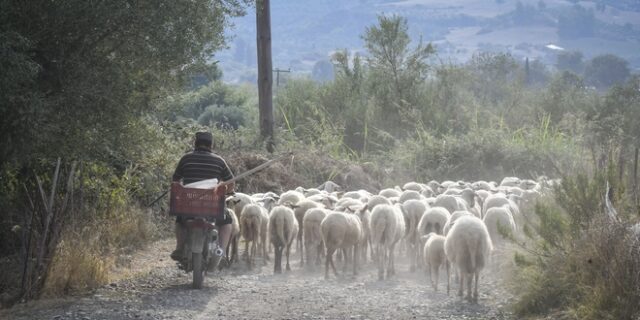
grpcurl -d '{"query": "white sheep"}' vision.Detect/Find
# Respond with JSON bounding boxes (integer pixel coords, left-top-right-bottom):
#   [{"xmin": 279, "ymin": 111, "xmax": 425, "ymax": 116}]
[
  {"xmin": 370, "ymin": 204, "xmax": 406, "ymax": 280},
  {"xmin": 416, "ymin": 207, "xmax": 450, "ymax": 268},
  {"xmin": 445, "ymin": 215, "xmax": 493, "ymax": 302},
  {"xmin": 499, "ymin": 177, "xmax": 521, "ymax": 187},
  {"xmin": 401, "ymin": 199, "xmax": 428, "ymax": 272},
  {"xmin": 483, "ymin": 193, "xmax": 520, "ymax": 222},
  {"xmin": 303, "ymin": 208, "xmax": 329, "ymax": 269},
  {"xmin": 223, "ymin": 207, "xmax": 241, "ymax": 266},
  {"xmin": 418, "ymin": 207, "xmax": 451, "ymax": 236},
  {"xmin": 367, "ymin": 195, "xmax": 392, "ymax": 210},
  {"xmin": 306, "ymin": 193, "xmax": 339, "ymax": 209},
  {"xmin": 402, "ymin": 181, "xmax": 425, "ymax": 192},
  {"xmin": 317, "ymin": 180, "xmax": 342, "ymax": 193},
  {"xmin": 422, "ymin": 233, "xmax": 449, "ymax": 293},
  {"xmin": 303, "ymin": 188, "xmax": 323, "ymax": 197},
  {"xmin": 399, "ymin": 190, "xmax": 423, "ymax": 204},
  {"xmin": 240, "ymin": 204, "xmax": 269, "ymax": 268},
  {"xmin": 226, "ymin": 192, "xmax": 255, "ymax": 222},
  {"xmin": 269, "ymin": 206, "xmax": 299, "ymax": 273},
  {"xmin": 335, "ymin": 197, "xmax": 363, "ymax": 211},
  {"xmin": 434, "ymin": 194, "xmax": 467, "ymax": 215},
  {"xmin": 278, "ymin": 190, "xmax": 305, "ymax": 208},
  {"xmin": 321, "ymin": 211, "xmax": 363, "ymax": 279},
  {"xmin": 379, "ymin": 188, "xmax": 402, "ymax": 198},
  {"xmin": 443, "ymin": 210, "xmax": 472, "ymax": 236},
  {"xmin": 292, "ymin": 199, "xmax": 323, "ymax": 266},
  {"xmin": 483, "ymin": 205, "xmax": 517, "ymax": 246}
]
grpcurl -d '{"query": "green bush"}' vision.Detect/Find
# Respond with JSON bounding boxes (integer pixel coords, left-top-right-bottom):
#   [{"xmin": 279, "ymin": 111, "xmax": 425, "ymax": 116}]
[{"xmin": 510, "ymin": 169, "xmax": 640, "ymax": 319}]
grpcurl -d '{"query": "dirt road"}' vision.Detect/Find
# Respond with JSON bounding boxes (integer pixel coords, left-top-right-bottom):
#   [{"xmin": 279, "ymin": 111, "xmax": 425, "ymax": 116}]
[{"xmin": 2, "ymin": 239, "xmax": 514, "ymax": 320}]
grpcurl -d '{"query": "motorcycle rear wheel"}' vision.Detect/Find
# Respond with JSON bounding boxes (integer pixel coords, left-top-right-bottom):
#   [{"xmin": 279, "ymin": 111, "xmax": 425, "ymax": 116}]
[{"xmin": 192, "ymin": 252, "xmax": 204, "ymax": 289}]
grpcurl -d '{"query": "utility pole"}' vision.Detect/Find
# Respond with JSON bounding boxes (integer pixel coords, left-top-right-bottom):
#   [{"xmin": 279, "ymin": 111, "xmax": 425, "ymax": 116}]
[
  {"xmin": 273, "ymin": 68, "xmax": 291, "ymax": 87},
  {"xmin": 256, "ymin": 0, "xmax": 274, "ymax": 153}
]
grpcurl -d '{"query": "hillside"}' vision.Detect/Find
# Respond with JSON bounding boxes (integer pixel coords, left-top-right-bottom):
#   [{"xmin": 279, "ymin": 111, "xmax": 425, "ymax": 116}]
[{"xmin": 216, "ymin": 0, "xmax": 640, "ymax": 83}]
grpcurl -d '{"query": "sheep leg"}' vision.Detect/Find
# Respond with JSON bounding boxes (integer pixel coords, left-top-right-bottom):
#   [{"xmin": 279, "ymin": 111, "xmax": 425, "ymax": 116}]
[
  {"xmin": 285, "ymin": 242, "xmax": 292, "ymax": 272},
  {"xmin": 466, "ymin": 272, "xmax": 473, "ymax": 301},
  {"xmin": 324, "ymin": 248, "xmax": 332, "ymax": 279},
  {"xmin": 232, "ymin": 236, "xmax": 238, "ymax": 264},
  {"xmin": 342, "ymin": 248, "xmax": 349, "ymax": 273},
  {"xmin": 458, "ymin": 271, "xmax": 464, "ymax": 297},
  {"xmin": 409, "ymin": 243, "xmax": 416, "ymax": 272},
  {"xmin": 473, "ymin": 270, "xmax": 479, "ymax": 303},
  {"xmin": 388, "ymin": 244, "xmax": 396, "ymax": 278},
  {"xmin": 377, "ymin": 246, "xmax": 384, "ymax": 280},
  {"xmin": 425, "ymin": 261, "xmax": 430, "ymax": 284},
  {"xmin": 252, "ymin": 240, "xmax": 258, "ymax": 269},
  {"xmin": 244, "ymin": 239, "xmax": 249, "ymax": 261},
  {"xmin": 353, "ymin": 244, "xmax": 358, "ymax": 277},
  {"xmin": 331, "ymin": 249, "xmax": 338, "ymax": 278},
  {"xmin": 304, "ymin": 240, "xmax": 311, "ymax": 270},
  {"xmin": 274, "ymin": 245, "xmax": 283, "ymax": 274},
  {"xmin": 262, "ymin": 232, "xmax": 270, "ymax": 262},
  {"xmin": 446, "ymin": 261, "xmax": 450, "ymax": 296},
  {"xmin": 434, "ymin": 263, "xmax": 440, "ymax": 292},
  {"xmin": 299, "ymin": 231, "xmax": 305, "ymax": 267},
  {"xmin": 315, "ymin": 243, "xmax": 322, "ymax": 266}
]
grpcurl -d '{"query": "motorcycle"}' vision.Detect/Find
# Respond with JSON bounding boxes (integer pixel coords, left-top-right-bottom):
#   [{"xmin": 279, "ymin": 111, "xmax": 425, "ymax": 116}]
[{"xmin": 170, "ymin": 182, "xmax": 227, "ymax": 289}]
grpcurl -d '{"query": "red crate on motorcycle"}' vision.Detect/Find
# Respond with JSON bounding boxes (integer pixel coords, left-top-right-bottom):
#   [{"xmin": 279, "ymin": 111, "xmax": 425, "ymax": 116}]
[{"xmin": 169, "ymin": 182, "xmax": 226, "ymax": 219}]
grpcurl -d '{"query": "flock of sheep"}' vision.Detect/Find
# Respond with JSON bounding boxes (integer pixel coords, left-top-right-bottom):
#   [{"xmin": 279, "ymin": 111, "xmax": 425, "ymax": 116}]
[{"xmin": 222, "ymin": 176, "xmax": 552, "ymax": 302}]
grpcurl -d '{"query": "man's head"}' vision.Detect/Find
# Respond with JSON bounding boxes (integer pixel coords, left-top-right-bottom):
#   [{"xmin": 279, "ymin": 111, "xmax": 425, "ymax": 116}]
[{"xmin": 194, "ymin": 131, "xmax": 213, "ymax": 149}]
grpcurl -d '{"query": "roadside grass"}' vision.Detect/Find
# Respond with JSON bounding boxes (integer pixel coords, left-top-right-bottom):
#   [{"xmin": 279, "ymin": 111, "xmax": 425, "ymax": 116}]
[
  {"xmin": 508, "ymin": 171, "xmax": 640, "ymax": 319},
  {"xmin": 42, "ymin": 206, "xmax": 170, "ymax": 296}
]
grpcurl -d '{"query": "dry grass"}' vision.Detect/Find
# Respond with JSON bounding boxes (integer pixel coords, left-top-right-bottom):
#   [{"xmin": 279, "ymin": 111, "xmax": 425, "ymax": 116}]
[{"xmin": 42, "ymin": 206, "xmax": 169, "ymax": 296}]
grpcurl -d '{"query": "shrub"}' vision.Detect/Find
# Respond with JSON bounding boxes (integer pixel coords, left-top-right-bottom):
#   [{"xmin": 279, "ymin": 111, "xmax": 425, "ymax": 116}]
[{"xmin": 510, "ymin": 170, "xmax": 640, "ymax": 319}]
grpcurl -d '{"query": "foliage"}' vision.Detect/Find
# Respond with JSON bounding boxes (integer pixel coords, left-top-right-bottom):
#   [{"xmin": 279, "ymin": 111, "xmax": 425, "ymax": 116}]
[
  {"xmin": 0, "ymin": 0, "xmax": 248, "ymax": 168},
  {"xmin": 556, "ymin": 50, "xmax": 584, "ymax": 74},
  {"xmin": 584, "ymin": 54, "xmax": 631, "ymax": 89},
  {"xmin": 362, "ymin": 14, "xmax": 435, "ymax": 137},
  {"xmin": 511, "ymin": 169, "xmax": 640, "ymax": 319}
]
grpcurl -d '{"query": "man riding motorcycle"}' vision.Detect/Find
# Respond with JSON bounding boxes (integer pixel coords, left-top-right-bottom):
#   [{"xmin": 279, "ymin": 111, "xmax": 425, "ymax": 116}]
[{"xmin": 170, "ymin": 131, "xmax": 235, "ymax": 266}]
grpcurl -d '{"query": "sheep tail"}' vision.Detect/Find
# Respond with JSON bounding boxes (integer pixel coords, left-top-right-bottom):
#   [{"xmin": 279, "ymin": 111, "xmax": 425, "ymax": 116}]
[
  {"xmin": 468, "ymin": 235, "xmax": 479, "ymax": 271},
  {"xmin": 275, "ymin": 215, "xmax": 286, "ymax": 245},
  {"xmin": 371, "ymin": 213, "xmax": 387, "ymax": 246}
]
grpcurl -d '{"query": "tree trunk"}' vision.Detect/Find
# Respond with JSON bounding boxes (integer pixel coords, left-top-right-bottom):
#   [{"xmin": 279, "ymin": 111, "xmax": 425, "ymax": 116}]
[{"xmin": 256, "ymin": 0, "xmax": 274, "ymax": 153}]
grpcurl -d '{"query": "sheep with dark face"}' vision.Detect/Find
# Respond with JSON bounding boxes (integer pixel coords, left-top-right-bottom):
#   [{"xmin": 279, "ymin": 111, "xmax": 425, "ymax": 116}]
[{"xmin": 445, "ymin": 215, "xmax": 493, "ymax": 302}]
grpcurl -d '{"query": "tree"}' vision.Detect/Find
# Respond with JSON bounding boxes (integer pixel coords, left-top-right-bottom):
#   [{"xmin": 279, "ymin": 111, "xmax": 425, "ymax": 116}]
[
  {"xmin": 584, "ymin": 54, "xmax": 630, "ymax": 89},
  {"xmin": 556, "ymin": 50, "xmax": 584, "ymax": 74},
  {"xmin": 468, "ymin": 52, "xmax": 519, "ymax": 103},
  {"xmin": 362, "ymin": 14, "xmax": 435, "ymax": 136},
  {"xmin": 311, "ymin": 60, "xmax": 335, "ymax": 82},
  {"xmin": 0, "ymin": 0, "xmax": 248, "ymax": 168}
]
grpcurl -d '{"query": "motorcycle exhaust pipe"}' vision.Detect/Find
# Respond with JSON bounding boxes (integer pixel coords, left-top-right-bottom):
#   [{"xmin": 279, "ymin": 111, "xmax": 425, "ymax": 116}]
[{"xmin": 214, "ymin": 247, "xmax": 224, "ymax": 257}]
